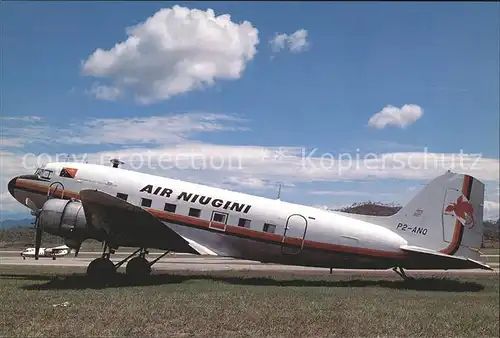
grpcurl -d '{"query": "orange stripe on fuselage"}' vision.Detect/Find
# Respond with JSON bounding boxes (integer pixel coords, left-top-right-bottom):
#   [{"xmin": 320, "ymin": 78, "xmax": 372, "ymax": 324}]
[
  {"xmin": 439, "ymin": 174, "xmax": 471, "ymax": 255},
  {"xmin": 13, "ymin": 179, "xmax": 408, "ymax": 260},
  {"xmin": 15, "ymin": 179, "xmax": 80, "ymax": 200}
]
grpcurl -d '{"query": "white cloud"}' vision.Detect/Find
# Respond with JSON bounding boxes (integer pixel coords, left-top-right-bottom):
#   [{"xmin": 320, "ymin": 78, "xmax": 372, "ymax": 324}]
[
  {"xmin": 7, "ymin": 141, "xmax": 499, "ymax": 184},
  {"xmin": 311, "ymin": 204, "xmax": 348, "ymax": 212},
  {"xmin": 0, "ymin": 115, "xmax": 42, "ymax": 122},
  {"xmin": 484, "ymin": 201, "xmax": 499, "ymax": 220},
  {"xmin": 2, "ymin": 113, "xmax": 499, "ymax": 218},
  {"xmin": 0, "ymin": 151, "xmax": 37, "ymax": 215},
  {"xmin": 0, "ymin": 138, "xmax": 25, "ymax": 148},
  {"xmin": 3, "ymin": 113, "xmax": 499, "ymax": 184},
  {"xmin": 222, "ymin": 176, "xmax": 273, "ymax": 190},
  {"xmin": 483, "ymin": 184, "xmax": 499, "ymax": 220},
  {"xmin": 368, "ymin": 104, "xmax": 423, "ymax": 129},
  {"xmin": 269, "ymin": 29, "xmax": 309, "ymax": 54},
  {"xmin": 86, "ymin": 83, "xmax": 122, "ymax": 101},
  {"xmin": 1, "ymin": 112, "xmax": 248, "ymax": 148},
  {"xmin": 81, "ymin": 5, "xmax": 259, "ymax": 104},
  {"xmin": 363, "ymin": 140, "xmax": 424, "ymax": 152},
  {"xmin": 309, "ymin": 190, "xmax": 395, "ymax": 197},
  {"xmin": 221, "ymin": 176, "xmax": 295, "ymax": 191}
]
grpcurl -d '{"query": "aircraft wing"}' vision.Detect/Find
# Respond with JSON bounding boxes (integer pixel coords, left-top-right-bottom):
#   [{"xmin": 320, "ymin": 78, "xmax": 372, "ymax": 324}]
[
  {"xmin": 78, "ymin": 189, "xmax": 201, "ymax": 255},
  {"xmin": 400, "ymin": 245, "xmax": 493, "ymax": 270}
]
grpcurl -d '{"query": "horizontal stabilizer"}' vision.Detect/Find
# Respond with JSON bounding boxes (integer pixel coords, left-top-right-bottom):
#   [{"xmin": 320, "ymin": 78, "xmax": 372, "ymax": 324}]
[{"xmin": 400, "ymin": 245, "xmax": 493, "ymax": 270}]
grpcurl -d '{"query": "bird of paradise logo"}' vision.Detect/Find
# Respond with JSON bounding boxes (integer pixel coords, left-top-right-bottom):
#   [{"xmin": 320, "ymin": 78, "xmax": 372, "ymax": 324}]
[{"xmin": 444, "ymin": 195, "xmax": 475, "ymax": 229}]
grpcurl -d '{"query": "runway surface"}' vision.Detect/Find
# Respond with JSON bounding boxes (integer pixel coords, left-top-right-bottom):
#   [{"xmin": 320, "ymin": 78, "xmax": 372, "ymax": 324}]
[{"xmin": 0, "ymin": 251, "xmax": 498, "ymax": 277}]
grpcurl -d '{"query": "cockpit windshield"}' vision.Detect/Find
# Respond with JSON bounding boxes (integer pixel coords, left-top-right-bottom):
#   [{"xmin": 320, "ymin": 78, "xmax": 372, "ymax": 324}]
[{"xmin": 34, "ymin": 166, "xmax": 53, "ymax": 179}]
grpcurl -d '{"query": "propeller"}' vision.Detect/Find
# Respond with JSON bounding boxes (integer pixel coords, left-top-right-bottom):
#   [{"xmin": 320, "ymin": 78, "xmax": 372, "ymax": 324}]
[
  {"xmin": 25, "ymin": 198, "xmax": 43, "ymax": 260},
  {"xmin": 25, "ymin": 198, "xmax": 38, "ymax": 216}
]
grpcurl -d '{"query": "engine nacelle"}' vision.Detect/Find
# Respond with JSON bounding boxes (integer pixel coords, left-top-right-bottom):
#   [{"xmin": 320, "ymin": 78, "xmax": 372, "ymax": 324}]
[{"xmin": 38, "ymin": 198, "xmax": 90, "ymax": 242}]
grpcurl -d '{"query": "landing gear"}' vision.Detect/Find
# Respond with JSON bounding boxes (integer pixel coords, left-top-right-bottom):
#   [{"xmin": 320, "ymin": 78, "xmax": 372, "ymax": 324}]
[
  {"xmin": 393, "ymin": 266, "xmax": 413, "ymax": 280},
  {"xmin": 87, "ymin": 257, "xmax": 116, "ymax": 281},
  {"xmin": 125, "ymin": 248, "xmax": 171, "ymax": 279},
  {"xmin": 126, "ymin": 248, "xmax": 151, "ymax": 280},
  {"xmin": 85, "ymin": 244, "xmax": 171, "ymax": 283},
  {"xmin": 86, "ymin": 242, "xmax": 117, "ymax": 282}
]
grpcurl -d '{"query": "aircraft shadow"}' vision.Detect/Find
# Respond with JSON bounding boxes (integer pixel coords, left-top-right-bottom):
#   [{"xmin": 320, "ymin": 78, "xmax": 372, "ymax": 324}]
[{"xmin": 4, "ymin": 273, "xmax": 486, "ymax": 292}]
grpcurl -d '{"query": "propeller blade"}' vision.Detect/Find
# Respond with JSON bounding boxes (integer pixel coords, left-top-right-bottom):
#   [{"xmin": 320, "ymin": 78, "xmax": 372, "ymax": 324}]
[
  {"xmin": 25, "ymin": 197, "xmax": 43, "ymax": 259},
  {"xmin": 34, "ymin": 218, "xmax": 42, "ymax": 260},
  {"xmin": 25, "ymin": 198, "xmax": 37, "ymax": 212},
  {"xmin": 25, "ymin": 198, "xmax": 41, "ymax": 221}
]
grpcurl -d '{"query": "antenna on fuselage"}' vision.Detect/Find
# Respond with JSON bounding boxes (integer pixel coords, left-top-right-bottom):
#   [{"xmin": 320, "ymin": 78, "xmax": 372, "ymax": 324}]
[
  {"xmin": 110, "ymin": 158, "xmax": 124, "ymax": 168},
  {"xmin": 276, "ymin": 182, "xmax": 282, "ymax": 200}
]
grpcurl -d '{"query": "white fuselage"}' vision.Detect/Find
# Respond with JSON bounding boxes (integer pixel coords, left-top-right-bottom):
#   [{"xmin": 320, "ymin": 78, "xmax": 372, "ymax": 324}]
[{"xmin": 9, "ymin": 162, "xmax": 410, "ymax": 269}]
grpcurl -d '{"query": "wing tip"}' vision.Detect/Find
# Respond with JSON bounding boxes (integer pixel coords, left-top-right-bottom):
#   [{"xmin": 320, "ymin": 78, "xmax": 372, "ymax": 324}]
[{"xmin": 467, "ymin": 258, "xmax": 494, "ymax": 271}]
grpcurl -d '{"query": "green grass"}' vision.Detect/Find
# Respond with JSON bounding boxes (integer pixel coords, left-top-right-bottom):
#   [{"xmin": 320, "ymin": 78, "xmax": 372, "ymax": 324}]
[{"xmin": 0, "ymin": 265, "xmax": 498, "ymax": 337}]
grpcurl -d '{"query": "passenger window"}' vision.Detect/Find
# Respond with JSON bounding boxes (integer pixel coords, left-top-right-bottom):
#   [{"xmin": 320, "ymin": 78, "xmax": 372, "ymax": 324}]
[
  {"xmin": 164, "ymin": 203, "xmax": 176, "ymax": 213},
  {"xmin": 116, "ymin": 193, "xmax": 128, "ymax": 201},
  {"xmin": 238, "ymin": 218, "xmax": 251, "ymax": 228},
  {"xmin": 211, "ymin": 211, "xmax": 228, "ymax": 224},
  {"xmin": 189, "ymin": 208, "xmax": 201, "ymax": 218},
  {"xmin": 263, "ymin": 223, "xmax": 276, "ymax": 233},
  {"xmin": 141, "ymin": 198, "xmax": 152, "ymax": 207}
]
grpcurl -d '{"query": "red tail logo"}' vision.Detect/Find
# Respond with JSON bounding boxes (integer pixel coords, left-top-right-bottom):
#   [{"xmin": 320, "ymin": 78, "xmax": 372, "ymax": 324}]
[{"xmin": 444, "ymin": 195, "xmax": 475, "ymax": 229}]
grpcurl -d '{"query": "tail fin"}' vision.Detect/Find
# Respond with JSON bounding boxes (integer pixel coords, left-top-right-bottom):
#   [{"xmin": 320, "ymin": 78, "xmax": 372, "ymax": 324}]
[{"xmin": 387, "ymin": 171, "xmax": 485, "ymax": 260}]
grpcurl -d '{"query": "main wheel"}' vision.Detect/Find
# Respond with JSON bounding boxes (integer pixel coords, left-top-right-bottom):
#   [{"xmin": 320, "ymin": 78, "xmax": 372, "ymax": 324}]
[
  {"xmin": 86, "ymin": 257, "xmax": 116, "ymax": 283},
  {"xmin": 126, "ymin": 256, "xmax": 151, "ymax": 280}
]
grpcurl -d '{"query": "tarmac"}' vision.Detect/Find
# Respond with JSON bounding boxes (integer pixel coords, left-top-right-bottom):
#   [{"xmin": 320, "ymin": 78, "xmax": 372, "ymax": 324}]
[{"xmin": 0, "ymin": 250, "xmax": 498, "ymax": 277}]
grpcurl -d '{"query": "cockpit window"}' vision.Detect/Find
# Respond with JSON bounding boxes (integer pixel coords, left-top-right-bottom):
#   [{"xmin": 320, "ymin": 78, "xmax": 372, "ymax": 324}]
[
  {"xmin": 34, "ymin": 168, "xmax": 42, "ymax": 175},
  {"xmin": 39, "ymin": 169, "xmax": 53, "ymax": 179}
]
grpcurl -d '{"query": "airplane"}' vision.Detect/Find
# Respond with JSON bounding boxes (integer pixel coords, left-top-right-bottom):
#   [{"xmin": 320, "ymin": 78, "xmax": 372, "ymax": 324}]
[
  {"xmin": 7, "ymin": 158, "xmax": 492, "ymax": 282},
  {"xmin": 21, "ymin": 245, "xmax": 71, "ymax": 260}
]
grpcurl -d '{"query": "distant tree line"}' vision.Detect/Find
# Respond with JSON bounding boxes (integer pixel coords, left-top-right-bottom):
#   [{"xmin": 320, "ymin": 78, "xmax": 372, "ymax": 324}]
[
  {"xmin": 0, "ymin": 227, "xmax": 102, "ymax": 250},
  {"xmin": 335, "ymin": 201, "xmax": 402, "ymax": 216}
]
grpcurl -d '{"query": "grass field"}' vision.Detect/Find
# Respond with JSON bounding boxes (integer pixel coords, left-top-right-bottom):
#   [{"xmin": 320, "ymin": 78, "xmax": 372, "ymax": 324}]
[{"xmin": 0, "ymin": 266, "xmax": 498, "ymax": 337}]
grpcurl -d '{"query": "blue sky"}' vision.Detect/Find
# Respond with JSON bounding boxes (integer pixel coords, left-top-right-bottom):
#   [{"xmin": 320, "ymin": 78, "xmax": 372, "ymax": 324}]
[{"xmin": 1, "ymin": 2, "xmax": 499, "ymax": 220}]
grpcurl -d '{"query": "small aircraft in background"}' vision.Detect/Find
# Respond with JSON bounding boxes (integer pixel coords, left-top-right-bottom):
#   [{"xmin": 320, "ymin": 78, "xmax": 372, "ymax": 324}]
[
  {"xmin": 7, "ymin": 158, "xmax": 493, "ymax": 282},
  {"xmin": 21, "ymin": 245, "xmax": 71, "ymax": 260}
]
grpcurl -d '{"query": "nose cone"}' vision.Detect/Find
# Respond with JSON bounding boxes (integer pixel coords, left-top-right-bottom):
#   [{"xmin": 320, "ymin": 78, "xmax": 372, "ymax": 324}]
[{"xmin": 8, "ymin": 177, "xmax": 18, "ymax": 197}]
